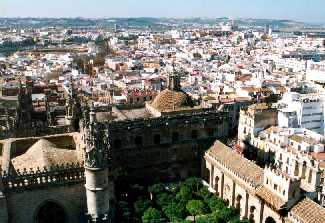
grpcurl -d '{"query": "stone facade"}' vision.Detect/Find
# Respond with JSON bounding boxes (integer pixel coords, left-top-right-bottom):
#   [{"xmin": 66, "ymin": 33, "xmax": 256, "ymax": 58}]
[
  {"xmin": 204, "ymin": 140, "xmax": 325, "ymax": 223},
  {"xmin": 0, "ymin": 133, "xmax": 87, "ymax": 223},
  {"xmin": 0, "ymin": 71, "xmax": 231, "ymax": 222},
  {"xmin": 5, "ymin": 184, "xmax": 86, "ymax": 223}
]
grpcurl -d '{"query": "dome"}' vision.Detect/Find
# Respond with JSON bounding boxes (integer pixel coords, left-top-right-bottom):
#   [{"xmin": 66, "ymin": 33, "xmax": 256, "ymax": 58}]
[
  {"xmin": 150, "ymin": 89, "xmax": 193, "ymax": 112},
  {"xmin": 11, "ymin": 139, "xmax": 80, "ymax": 171}
]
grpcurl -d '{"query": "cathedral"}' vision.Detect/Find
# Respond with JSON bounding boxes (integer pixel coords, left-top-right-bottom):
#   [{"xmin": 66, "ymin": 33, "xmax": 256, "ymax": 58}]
[{"xmin": 0, "ymin": 70, "xmax": 230, "ymax": 222}]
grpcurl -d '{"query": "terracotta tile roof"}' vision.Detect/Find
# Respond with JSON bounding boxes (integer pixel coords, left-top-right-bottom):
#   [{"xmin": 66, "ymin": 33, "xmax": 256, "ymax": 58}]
[
  {"xmin": 11, "ymin": 139, "xmax": 80, "ymax": 170},
  {"xmin": 256, "ymin": 186, "xmax": 286, "ymax": 210},
  {"xmin": 206, "ymin": 140, "xmax": 264, "ymax": 188},
  {"xmin": 290, "ymin": 198, "xmax": 325, "ymax": 223},
  {"xmin": 150, "ymin": 89, "xmax": 193, "ymax": 112}
]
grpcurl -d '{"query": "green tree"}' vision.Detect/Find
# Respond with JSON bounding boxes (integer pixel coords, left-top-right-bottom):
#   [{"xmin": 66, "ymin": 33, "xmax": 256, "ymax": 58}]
[
  {"xmin": 162, "ymin": 201, "xmax": 187, "ymax": 222},
  {"xmin": 142, "ymin": 207, "xmax": 164, "ymax": 223},
  {"xmin": 218, "ymin": 207, "xmax": 238, "ymax": 222},
  {"xmin": 229, "ymin": 217, "xmax": 245, "ymax": 223},
  {"xmin": 134, "ymin": 197, "xmax": 151, "ymax": 218},
  {"xmin": 176, "ymin": 186, "xmax": 193, "ymax": 203},
  {"xmin": 156, "ymin": 193, "xmax": 175, "ymax": 208},
  {"xmin": 196, "ymin": 186, "xmax": 212, "ymax": 202},
  {"xmin": 207, "ymin": 196, "xmax": 227, "ymax": 212},
  {"xmin": 118, "ymin": 201, "xmax": 132, "ymax": 222},
  {"xmin": 168, "ymin": 182, "xmax": 181, "ymax": 194},
  {"xmin": 186, "ymin": 200, "xmax": 206, "ymax": 223},
  {"xmin": 184, "ymin": 177, "xmax": 203, "ymax": 192},
  {"xmin": 196, "ymin": 213, "xmax": 223, "ymax": 223},
  {"xmin": 148, "ymin": 183, "xmax": 165, "ymax": 200}
]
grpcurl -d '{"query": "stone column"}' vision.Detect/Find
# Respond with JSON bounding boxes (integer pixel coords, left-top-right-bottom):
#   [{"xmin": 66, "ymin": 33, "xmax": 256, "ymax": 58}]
[
  {"xmin": 210, "ymin": 165, "xmax": 214, "ymax": 188},
  {"xmin": 259, "ymin": 201, "xmax": 264, "ymax": 223},
  {"xmin": 220, "ymin": 172, "xmax": 225, "ymax": 199},
  {"xmin": 231, "ymin": 180, "xmax": 236, "ymax": 207},
  {"xmin": 244, "ymin": 192, "xmax": 249, "ymax": 219},
  {"xmin": 84, "ymin": 106, "xmax": 111, "ymax": 223},
  {"xmin": 0, "ymin": 191, "xmax": 8, "ymax": 223}
]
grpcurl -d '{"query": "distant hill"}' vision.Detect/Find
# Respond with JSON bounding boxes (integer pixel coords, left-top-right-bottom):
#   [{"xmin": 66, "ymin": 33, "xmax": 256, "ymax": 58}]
[{"xmin": 0, "ymin": 17, "xmax": 321, "ymax": 29}]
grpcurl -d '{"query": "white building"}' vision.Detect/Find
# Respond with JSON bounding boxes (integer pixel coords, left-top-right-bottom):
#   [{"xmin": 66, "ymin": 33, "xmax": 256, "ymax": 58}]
[
  {"xmin": 306, "ymin": 61, "xmax": 325, "ymax": 83},
  {"xmin": 277, "ymin": 91, "xmax": 325, "ymax": 135}
]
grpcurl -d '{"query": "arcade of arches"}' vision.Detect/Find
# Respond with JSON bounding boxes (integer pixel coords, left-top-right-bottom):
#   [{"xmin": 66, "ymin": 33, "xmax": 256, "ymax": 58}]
[{"xmin": 204, "ymin": 140, "xmax": 325, "ymax": 223}]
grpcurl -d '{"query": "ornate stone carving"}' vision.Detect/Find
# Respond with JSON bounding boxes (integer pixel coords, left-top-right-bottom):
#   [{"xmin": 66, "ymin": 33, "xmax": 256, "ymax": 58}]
[{"xmin": 84, "ymin": 109, "xmax": 110, "ymax": 169}]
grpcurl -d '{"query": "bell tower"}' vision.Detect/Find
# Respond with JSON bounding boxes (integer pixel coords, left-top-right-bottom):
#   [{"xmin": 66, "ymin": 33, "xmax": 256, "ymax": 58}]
[
  {"xmin": 84, "ymin": 105, "xmax": 111, "ymax": 222},
  {"xmin": 167, "ymin": 64, "xmax": 181, "ymax": 91},
  {"xmin": 16, "ymin": 76, "xmax": 33, "ymax": 135},
  {"xmin": 65, "ymin": 76, "xmax": 81, "ymax": 131}
]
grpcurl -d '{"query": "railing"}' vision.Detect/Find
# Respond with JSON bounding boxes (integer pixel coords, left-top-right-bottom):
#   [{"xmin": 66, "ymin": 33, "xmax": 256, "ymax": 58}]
[{"xmin": 0, "ymin": 162, "xmax": 85, "ymax": 192}]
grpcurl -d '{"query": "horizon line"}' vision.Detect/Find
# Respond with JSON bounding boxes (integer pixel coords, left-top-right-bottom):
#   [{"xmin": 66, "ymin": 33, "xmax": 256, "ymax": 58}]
[{"xmin": 0, "ymin": 16, "xmax": 323, "ymax": 24}]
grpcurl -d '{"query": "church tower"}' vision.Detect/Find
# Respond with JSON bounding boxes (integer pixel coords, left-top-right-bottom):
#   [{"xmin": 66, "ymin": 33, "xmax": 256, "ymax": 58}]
[
  {"xmin": 84, "ymin": 105, "xmax": 111, "ymax": 222},
  {"xmin": 16, "ymin": 76, "xmax": 33, "ymax": 136},
  {"xmin": 65, "ymin": 76, "xmax": 81, "ymax": 132},
  {"xmin": 167, "ymin": 65, "xmax": 181, "ymax": 91}
]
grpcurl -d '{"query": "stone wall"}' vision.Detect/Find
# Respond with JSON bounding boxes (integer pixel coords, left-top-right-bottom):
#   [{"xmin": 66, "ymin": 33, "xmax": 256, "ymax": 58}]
[
  {"xmin": 108, "ymin": 112, "xmax": 229, "ymax": 183},
  {"xmin": 0, "ymin": 191, "xmax": 8, "ymax": 223},
  {"xmin": 5, "ymin": 184, "xmax": 86, "ymax": 223}
]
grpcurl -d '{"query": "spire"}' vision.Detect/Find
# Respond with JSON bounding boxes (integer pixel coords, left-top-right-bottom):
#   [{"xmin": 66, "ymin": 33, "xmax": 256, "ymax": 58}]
[
  {"xmin": 84, "ymin": 103, "xmax": 108, "ymax": 169},
  {"xmin": 84, "ymin": 103, "xmax": 111, "ymax": 222},
  {"xmin": 17, "ymin": 76, "xmax": 24, "ymax": 101},
  {"xmin": 167, "ymin": 63, "xmax": 181, "ymax": 91},
  {"xmin": 69, "ymin": 76, "xmax": 77, "ymax": 98}
]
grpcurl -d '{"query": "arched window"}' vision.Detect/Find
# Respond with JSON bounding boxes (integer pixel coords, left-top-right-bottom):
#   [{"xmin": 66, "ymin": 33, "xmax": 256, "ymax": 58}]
[
  {"xmin": 302, "ymin": 161, "xmax": 307, "ymax": 179},
  {"xmin": 214, "ymin": 176, "xmax": 219, "ymax": 195},
  {"xmin": 153, "ymin": 134, "xmax": 161, "ymax": 145},
  {"xmin": 265, "ymin": 216, "xmax": 276, "ymax": 223},
  {"xmin": 135, "ymin": 136, "xmax": 143, "ymax": 147},
  {"xmin": 249, "ymin": 206, "xmax": 256, "ymax": 223},
  {"xmin": 236, "ymin": 195, "xmax": 242, "ymax": 213},
  {"xmin": 172, "ymin": 132, "xmax": 179, "ymax": 143}
]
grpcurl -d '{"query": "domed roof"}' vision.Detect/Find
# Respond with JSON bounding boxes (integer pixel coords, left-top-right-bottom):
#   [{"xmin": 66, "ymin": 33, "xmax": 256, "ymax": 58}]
[
  {"xmin": 150, "ymin": 89, "xmax": 193, "ymax": 112},
  {"xmin": 11, "ymin": 139, "xmax": 79, "ymax": 171}
]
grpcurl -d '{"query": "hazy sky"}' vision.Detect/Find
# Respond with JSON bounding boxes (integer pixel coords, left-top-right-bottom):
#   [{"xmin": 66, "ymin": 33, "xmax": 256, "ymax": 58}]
[{"xmin": 0, "ymin": 0, "xmax": 324, "ymax": 23}]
